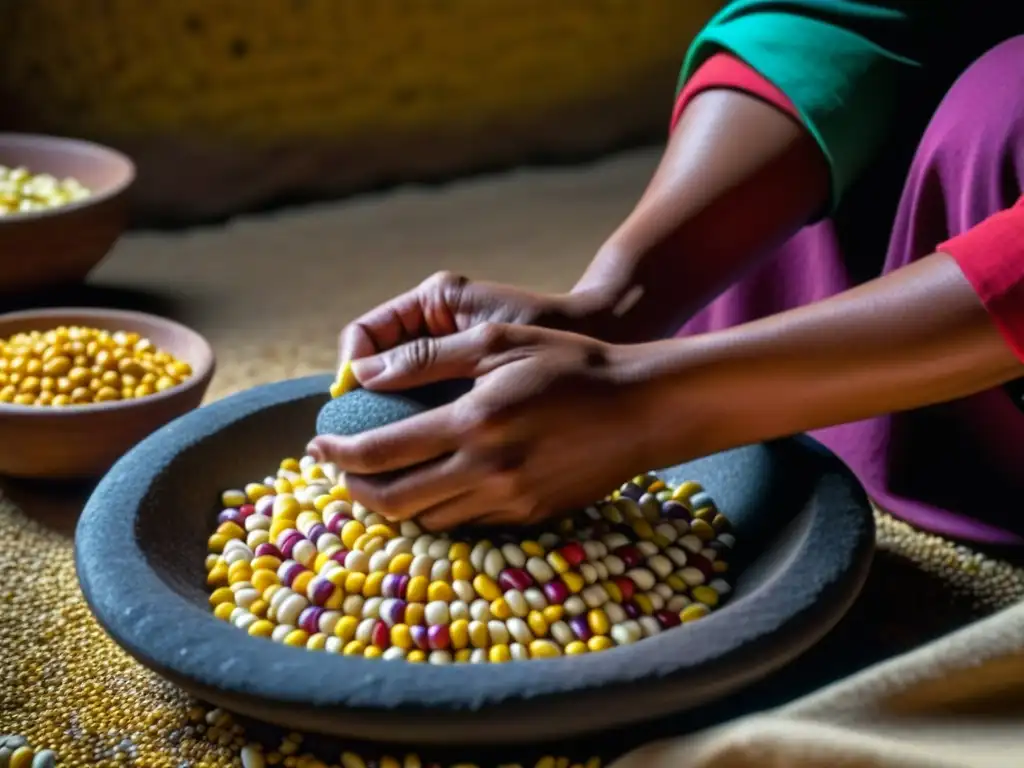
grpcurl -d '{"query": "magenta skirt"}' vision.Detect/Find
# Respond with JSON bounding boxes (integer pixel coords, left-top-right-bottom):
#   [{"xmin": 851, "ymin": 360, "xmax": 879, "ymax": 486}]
[{"xmin": 680, "ymin": 37, "xmax": 1024, "ymax": 545}]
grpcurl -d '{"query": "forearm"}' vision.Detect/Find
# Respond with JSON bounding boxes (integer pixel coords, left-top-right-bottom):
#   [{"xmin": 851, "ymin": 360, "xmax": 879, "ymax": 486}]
[
  {"xmin": 627, "ymin": 252, "xmax": 1023, "ymax": 466},
  {"xmin": 571, "ymin": 88, "xmax": 829, "ymax": 344}
]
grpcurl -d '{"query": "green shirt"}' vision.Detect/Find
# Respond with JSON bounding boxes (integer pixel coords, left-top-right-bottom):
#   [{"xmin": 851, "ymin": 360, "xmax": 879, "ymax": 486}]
[{"xmin": 680, "ymin": 1, "xmax": 1023, "ymax": 208}]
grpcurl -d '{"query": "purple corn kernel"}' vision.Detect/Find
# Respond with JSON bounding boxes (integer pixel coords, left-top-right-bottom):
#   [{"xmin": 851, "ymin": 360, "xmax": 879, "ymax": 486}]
[
  {"xmin": 329, "ymin": 548, "xmax": 350, "ymax": 564},
  {"xmin": 279, "ymin": 533, "xmax": 307, "ymax": 559},
  {"xmin": 427, "ymin": 624, "xmax": 451, "ymax": 651},
  {"xmin": 614, "ymin": 545, "xmax": 643, "ymax": 569},
  {"xmin": 305, "ymin": 523, "xmax": 328, "ymax": 543},
  {"xmin": 568, "ymin": 615, "xmax": 593, "ymax": 642},
  {"xmin": 254, "ymin": 495, "xmax": 276, "ymax": 515},
  {"xmin": 380, "ymin": 573, "xmax": 399, "ymax": 598},
  {"xmin": 619, "ymin": 482, "xmax": 644, "ymax": 501},
  {"xmin": 217, "ymin": 509, "xmax": 244, "ymax": 525},
  {"xmin": 689, "ymin": 553, "xmax": 714, "ymax": 579},
  {"xmin": 409, "ymin": 624, "xmax": 429, "ymax": 651},
  {"xmin": 376, "ymin": 574, "xmax": 408, "ymax": 601},
  {"xmin": 254, "ymin": 543, "xmax": 282, "ymax": 559},
  {"xmin": 623, "ymin": 601, "xmax": 640, "ymax": 619},
  {"xmin": 309, "ymin": 577, "xmax": 335, "ymax": 606},
  {"xmin": 661, "ymin": 501, "xmax": 691, "ymax": 520},
  {"xmin": 275, "ymin": 527, "xmax": 300, "ymax": 548},
  {"xmin": 280, "ymin": 562, "xmax": 305, "ymax": 587},
  {"xmin": 298, "ymin": 606, "xmax": 324, "ymax": 634},
  {"xmin": 542, "ymin": 580, "xmax": 570, "ymax": 605},
  {"xmin": 655, "ymin": 609, "xmax": 681, "ymax": 628},
  {"xmin": 393, "ymin": 574, "xmax": 410, "ymax": 600},
  {"xmin": 497, "ymin": 567, "xmax": 533, "ymax": 592},
  {"xmin": 381, "ymin": 599, "xmax": 407, "ymax": 626}
]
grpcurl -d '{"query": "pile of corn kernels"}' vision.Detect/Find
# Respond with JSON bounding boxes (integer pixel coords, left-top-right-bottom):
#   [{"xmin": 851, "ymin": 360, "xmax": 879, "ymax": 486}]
[
  {"xmin": 207, "ymin": 456, "xmax": 734, "ymax": 662},
  {"xmin": 0, "ymin": 326, "xmax": 193, "ymax": 407},
  {"xmin": 0, "ymin": 166, "xmax": 91, "ymax": 216}
]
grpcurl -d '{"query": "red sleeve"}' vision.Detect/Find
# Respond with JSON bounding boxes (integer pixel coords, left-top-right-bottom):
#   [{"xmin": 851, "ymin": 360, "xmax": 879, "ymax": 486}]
[
  {"xmin": 670, "ymin": 53, "xmax": 803, "ymax": 134},
  {"xmin": 939, "ymin": 196, "xmax": 1024, "ymax": 362}
]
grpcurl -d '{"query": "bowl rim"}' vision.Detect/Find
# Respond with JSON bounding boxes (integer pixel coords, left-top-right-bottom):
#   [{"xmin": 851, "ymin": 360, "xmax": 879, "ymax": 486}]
[
  {"xmin": 76, "ymin": 373, "xmax": 876, "ymax": 741},
  {"xmin": 0, "ymin": 306, "xmax": 215, "ymax": 415},
  {"xmin": 0, "ymin": 132, "xmax": 136, "ymax": 223}
]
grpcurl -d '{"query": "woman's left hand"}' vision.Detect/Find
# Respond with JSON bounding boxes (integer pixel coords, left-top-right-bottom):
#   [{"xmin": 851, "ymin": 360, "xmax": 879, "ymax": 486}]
[{"xmin": 307, "ymin": 324, "xmax": 659, "ymax": 530}]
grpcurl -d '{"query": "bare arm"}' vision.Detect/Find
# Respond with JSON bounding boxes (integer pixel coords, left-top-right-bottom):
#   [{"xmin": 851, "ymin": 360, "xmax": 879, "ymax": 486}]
[
  {"xmin": 573, "ymin": 89, "xmax": 830, "ymax": 344},
  {"xmin": 625, "ymin": 252, "xmax": 1023, "ymax": 467}
]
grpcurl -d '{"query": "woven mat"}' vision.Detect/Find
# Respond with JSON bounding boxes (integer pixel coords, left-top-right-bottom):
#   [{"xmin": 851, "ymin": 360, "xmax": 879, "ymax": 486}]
[{"xmin": 3, "ymin": 150, "xmax": 1024, "ymax": 767}]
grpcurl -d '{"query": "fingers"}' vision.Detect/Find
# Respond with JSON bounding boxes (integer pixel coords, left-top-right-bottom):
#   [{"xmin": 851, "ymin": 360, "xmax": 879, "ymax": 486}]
[
  {"xmin": 338, "ymin": 322, "xmax": 378, "ymax": 364},
  {"xmin": 344, "ymin": 452, "xmax": 483, "ymax": 522},
  {"xmin": 416, "ymin": 496, "xmax": 546, "ymax": 531},
  {"xmin": 473, "ymin": 509, "xmax": 530, "ymax": 526},
  {"xmin": 338, "ymin": 272, "xmax": 467, "ymax": 362},
  {"xmin": 352, "ymin": 323, "xmax": 534, "ymax": 391},
  {"xmin": 307, "ymin": 403, "xmax": 459, "ymax": 474},
  {"xmin": 416, "ymin": 492, "xmax": 508, "ymax": 531}
]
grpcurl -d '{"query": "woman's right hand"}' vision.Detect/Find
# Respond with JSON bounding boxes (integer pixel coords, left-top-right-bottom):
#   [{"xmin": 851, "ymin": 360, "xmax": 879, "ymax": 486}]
[{"xmin": 339, "ymin": 270, "xmax": 601, "ymax": 369}]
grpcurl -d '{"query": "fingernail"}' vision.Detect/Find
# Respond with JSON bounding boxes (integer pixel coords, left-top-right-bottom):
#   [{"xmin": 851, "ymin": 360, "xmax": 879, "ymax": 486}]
[{"xmin": 351, "ymin": 356, "xmax": 385, "ymax": 383}]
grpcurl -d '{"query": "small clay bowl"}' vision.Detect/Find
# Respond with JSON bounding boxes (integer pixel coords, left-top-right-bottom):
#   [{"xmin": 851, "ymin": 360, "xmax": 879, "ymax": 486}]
[
  {"xmin": 77, "ymin": 374, "xmax": 875, "ymax": 746},
  {"xmin": 0, "ymin": 133, "xmax": 135, "ymax": 294},
  {"xmin": 0, "ymin": 307, "xmax": 215, "ymax": 479}
]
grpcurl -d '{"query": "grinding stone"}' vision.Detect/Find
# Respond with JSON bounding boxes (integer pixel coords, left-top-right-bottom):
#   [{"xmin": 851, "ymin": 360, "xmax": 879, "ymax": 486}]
[
  {"xmin": 76, "ymin": 373, "xmax": 875, "ymax": 746},
  {"xmin": 315, "ymin": 379, "xmax": 473, "ymax": 437}
]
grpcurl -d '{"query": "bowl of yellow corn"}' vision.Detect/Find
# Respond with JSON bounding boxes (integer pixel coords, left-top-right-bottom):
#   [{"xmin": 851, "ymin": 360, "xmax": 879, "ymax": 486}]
[
  {"xmin": 0, "ymin": 307, "xmax": 215, "ymax": 479},
  {"xmin": 0, "ymin": 133, "xmax": 135, "ymax": 295}
]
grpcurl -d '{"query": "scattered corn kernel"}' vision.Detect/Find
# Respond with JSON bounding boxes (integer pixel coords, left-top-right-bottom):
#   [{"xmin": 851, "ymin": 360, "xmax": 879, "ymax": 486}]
[{"xmin": 328, "ymin": 359, "xmax": 359, "ymax": 398}]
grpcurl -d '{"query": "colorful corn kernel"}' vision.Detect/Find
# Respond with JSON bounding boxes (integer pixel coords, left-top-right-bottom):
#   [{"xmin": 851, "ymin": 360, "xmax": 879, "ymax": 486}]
[{"xmin": 209, "ymin": 460, "xmax": 736, "ymax": 666}]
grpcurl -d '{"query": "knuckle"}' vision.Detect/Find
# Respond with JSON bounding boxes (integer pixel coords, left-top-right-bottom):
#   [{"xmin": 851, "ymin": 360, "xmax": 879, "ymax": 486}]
[
  {"xmin": 483, "ymin": 446, "xmax": 529, "ymax": 499},
  {"xmin": 426, "ymin": 270, "xmax": 467, "ymax": 295},
  {"xmin": 435, "ymin": 271, "xmax": 469, "ymax": 308},
  {"xmin": 422, "ymin": 271, "xmax": 469, "ymax": 334},
  {"xmin": 458, "ymin": 398, "xmax": 508, "ymax": 438},
  {"xmin": 400, "ymin": 337, "xmax": 438, "ymax": 371},
  {"xmin": 474, "ymin": 322, "xmax": 510, "ymax": 355}
]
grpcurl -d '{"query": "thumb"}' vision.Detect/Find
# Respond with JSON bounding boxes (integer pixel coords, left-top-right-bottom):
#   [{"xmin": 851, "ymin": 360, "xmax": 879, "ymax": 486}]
[{"xmin": 351, "ymin": 323, "xmax": 521, "ymax": 391}]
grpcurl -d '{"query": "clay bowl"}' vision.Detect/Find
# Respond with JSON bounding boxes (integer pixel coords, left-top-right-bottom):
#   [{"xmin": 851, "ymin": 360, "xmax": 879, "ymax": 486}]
[
  {"xmin": 77, "ymin": 373, "xmax": 875, "ymax": 745},
  {"xmin": 0, "ymin": 307, "xmax": 215, "ymax": 479},
  {"xmin": 0, "ymin": 133, "xmax": 135, "ymax": 294}
]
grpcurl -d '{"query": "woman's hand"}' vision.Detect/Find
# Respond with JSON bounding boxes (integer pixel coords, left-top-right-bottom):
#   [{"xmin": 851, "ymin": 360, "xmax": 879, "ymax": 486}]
[
  {"xmin": 336, "ymin": 87, "xmax": 828, "ymax": 372},
  {"xmin": 339, "ymin": 270, "xmax": 605, "ymax": 367},
  {"xmin": 310, "ymin": 324, "xmax": 663, "ymax": 530}
]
